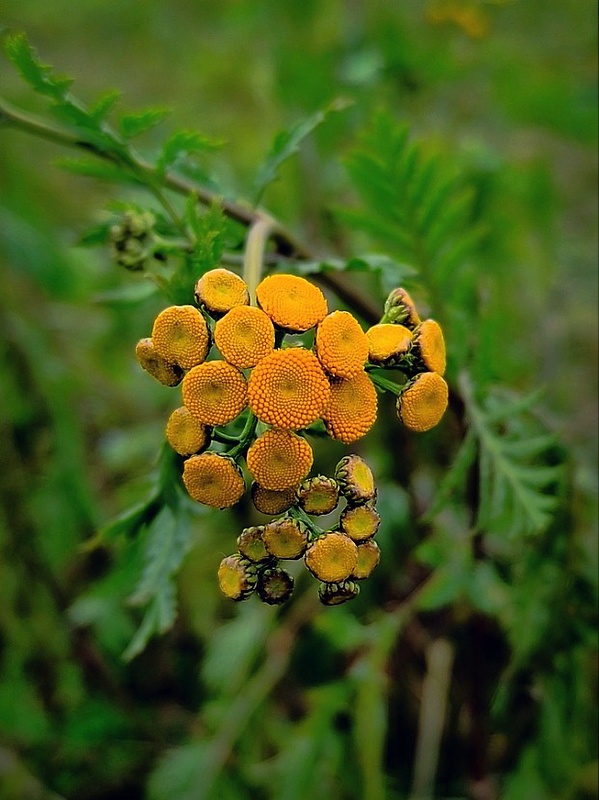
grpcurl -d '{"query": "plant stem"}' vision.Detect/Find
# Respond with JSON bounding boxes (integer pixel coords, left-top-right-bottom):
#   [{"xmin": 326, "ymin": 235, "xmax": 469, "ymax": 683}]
[
  {"xmin": 288, "ymin": 505, "xmax": 324, "ymax": 539},
  {"xmin": 227, "ymin": 413, "xmax": 259, "ymax": 460},
  {"xmin": 243, "ymin": 217, "xmax": 277, "ymax": 303},
  {"xmin": 368, "ymin": 371, "xmax": 404, "ymax": 396}
]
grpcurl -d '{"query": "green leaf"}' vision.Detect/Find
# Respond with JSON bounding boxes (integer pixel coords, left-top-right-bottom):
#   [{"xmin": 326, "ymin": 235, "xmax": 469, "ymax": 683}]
[
  {"xmin": 119, "ymin": 108, "xmax": 170, "ymax": 139},
  {"xmin": 156, "ymin": 129, "xmax": 222, "ymax": 177},
  {"xmin": 422, "ymin": 429, "xmax": 478, "ymax": 521},
  {"xmin": 3, "ymin": 31, "xmax": 72, "ymax": 100},
  {"xmin": 55, "ymin": 157, "xmax": 142, "ymax": 185},
  {"xmin": 253, "ymin": 98, "xmax": 351, "ymax": 205},
  {"xmin": 88, "ymin": 88, "xmax": 122, "ymax": 123}
]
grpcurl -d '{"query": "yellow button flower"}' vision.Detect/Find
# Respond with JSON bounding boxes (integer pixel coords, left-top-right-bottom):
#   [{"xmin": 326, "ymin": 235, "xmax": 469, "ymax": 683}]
[
  {"xmin": 396, "ymin": 371, "xmax": 449, "ymax": 432},
  {"xmin": 412, "ymin": 319, "xmax": 446, "ymax": 375},
  {"xmin": 262, "ymin": 518, "xmax": 308, "ymax": 560},
  {"xmin": 351, "ymin": 540, "xmax": 381, "ymax": 580},
  {"xmin": 246, "ymin": 429, "xmax": 313, "ymax": 490},
  {"xmin": 323, "ymin": 371, "xmax": 378, "ymax": 443},
  {"xmin": 304, "ymin": 532, "xmax": 358, "ymax": 583},
  {"xmin": 340, "ymin": 503, "xmax": 380, "ymax": 541},
  {"xmin": 214, "ymin": 305, "xmax": 275, "ymax": 369},
  {"xmin": 366, "ymin": 323, "xmax": 413, "ymax": 366},
  {"xmin": 165, "ymin": 406, "xmax": 210, "ymax": 456},
  {"xmin": 182, "ymin": 361, "xmax": 247, "ymax": 425},
  {"xmin": 217, "ymin": 554, "xmax": 256, "ymax": 600},
  {"xmin": 250, "ymin": 483, "xmax": 298, "ymax": 516},
  {"xmin": 256, "ymin": 274, "xmax": 328, "ymax": 332},
  {"xmin": 315, "ymin": 310, "xmax": 369, "ymax": 378},
  {"xmin": 183, "ymin": 452, "xmax": 246, "ymax": 508},
  {"xmin": 151, "ymin": 305, "xmax": 210, "ymax": 370},
  {"xmin": 335, "ymin": 454, "xmax": 377, "ymax": 504},
  {"xmin": 135, "ymin": 338, "xmax": 183, "ymax": 386},
  {"xmin": 195, "ymin": 268, "xmax": 249, "ymax": 317},
  {"xmin": 248, "ymin": 348, "xmax": 330, "ymax": 430}
]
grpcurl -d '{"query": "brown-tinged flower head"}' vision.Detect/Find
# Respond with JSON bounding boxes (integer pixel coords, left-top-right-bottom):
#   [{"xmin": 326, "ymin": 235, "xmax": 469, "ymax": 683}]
[
  {"xmin": 248, "ymin": 348, "xmax": 330, "ymax": 429},
  {"xmin": 412, "ymin": 319, "xmax": 446, "ymax": 375},
  {"xmin": 335, "ymin": 455, "xmax": 376, "ymax": 504},
  {"xmin": 340, "ymin": 503, "xmax": 380, "ymax": 541},
  {"xmin": 182, "ymin": 361, "xmax": 247, "ymax": 425},
  {"xmin": 151, "ymin": 305, "xmax": 210, "ymax": 370},
  {"xmin": 237, "ymin": 526, "xmax": 271, "ymax": 563},
  {"xmin": 366, "ymin": 323, "xmax": 413, "ymax": 366},
  {"xmin": 297, "ymin": 476, "xmax": 339, "ymax": 516},
  {"xmin": 246, "ymin": 430, "xmax": 313, "ymax": 491},
  {"xmin": 217, "ymin": 554, "xmax": 256, "ymax": 601},
  {"xmin": 165, "ymin": 406, "xmax": 210, "ymax": 456},
  {"xmin": 351, "ymin": 540, "xmax": 381, "ymax": 580},
  {"xmin": 214, "ymin": 305, "xmax": 275, "ymax": 369},
  {"xmin": 250, "ymin": 483, "xmax": 298, "ymax": 516},
  {"xmin": 183, "ymin": 452, "xmax": 245, "ymax": 508},
  {"xmin": 262, "ymin": 518, "xmax": 308, "ymax": 560},
  {"xmin": 323, "ymin": 371, "xmax": 378, "ymax": 443},
  {"xmin": 256, "ymin": 274, "xmax": 328, "ymax": 332},
  {"xmin": 135, "ymin": 338, "xmax": 183, "ymax": 386},
  {"xmin": 383, "ymin": 287, "xmax": 421, "ymax": 329},
  {"xmin": 257, "ymin": 568, "xmax": 294, "ymax": 605},
  {"xmin": 315, "ymin": 310, "xmax": 369, "ymax": 379},
  {"xmin": 304, "ymin": 532, "xmax": 358, "ymax": 583},
  {"xmin": 194, "ymin": 268, "xmax": 249, "ymax": 317},
  {"xmin": 396, "ymin": 371, "xmax": 449, "ymax": 432},
  {"xmin": 318, "ymin": 580, "xmax": 360, "ymax": 606}
]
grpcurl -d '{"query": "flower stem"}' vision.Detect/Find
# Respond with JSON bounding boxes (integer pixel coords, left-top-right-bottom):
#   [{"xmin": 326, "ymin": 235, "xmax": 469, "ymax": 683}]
[
  {"xmin": 367, "ymin": 371, "xmax": 403, "ymax": 396},
  {"xmin": 243, "ymin": 217, "xmax": 277, "ymax": 304},
  {"xmin": 227, "ymin": 413, "xmax": 259, "ymax": 460}
]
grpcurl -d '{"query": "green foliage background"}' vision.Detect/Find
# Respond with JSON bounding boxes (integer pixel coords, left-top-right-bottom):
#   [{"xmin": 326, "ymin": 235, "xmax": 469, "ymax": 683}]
[{"xmin": 0, "ymin": 2, "xmax": 596, "ymax": 799}]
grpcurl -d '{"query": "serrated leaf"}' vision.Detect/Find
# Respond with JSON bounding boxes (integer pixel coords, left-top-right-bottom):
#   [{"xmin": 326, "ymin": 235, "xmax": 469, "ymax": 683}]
[
  {"xmin": 156, "ymin": 129, "xmax": 222, "ymax": 177},
  {"xmin": 88, "ymin": 88, "xmax": 122, "ymax": 123},
  {"xmin": 119, "ymin": 108, "xmax": 170, "ymax": 139},
  {"xmin": 3, "ymin": 32, "xmax": 72, "ymax": 100},
  {"xmin": 253, "ymin": 98, "xmax": 351, "ymax": 205},
  {"xmin": 55, "ymin": 156, "xmax": 142, "ymax": 185}
]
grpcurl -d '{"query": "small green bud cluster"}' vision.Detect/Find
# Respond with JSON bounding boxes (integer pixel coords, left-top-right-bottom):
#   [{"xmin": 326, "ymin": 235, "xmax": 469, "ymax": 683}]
[{"xmin": 110, "ymin": 209, "xmax": 156, "ymax": 271}]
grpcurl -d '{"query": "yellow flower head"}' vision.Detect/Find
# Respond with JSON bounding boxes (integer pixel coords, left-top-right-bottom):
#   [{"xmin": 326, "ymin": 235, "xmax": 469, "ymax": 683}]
[
  {"xmin": 251, "ymin": 483, "xmax": 298, "ymax": 516},
  {"xmin": 236, "ymin": 526, "xmax": 270, "ymax": 563},
  {"xmin": 383, "ymin": 287, "xmax": 422, "ymax": 329},
  {"xmin": 335, "ymin": 455, "xmax": 376, "ymax": 504},
  {"xmin": 151, "ymin": 305, "xmax": 210, "ymax": 370},
  {"xmin": 340, "ymin": 503, "xmax": 380, "ymax": 542},
  {"xmin": 182, "ymin": 361, "xmax": 247, "ymax": 425},
  {"xmin": 248, "ymin": 348, "xmax": 330, "ymax": 429},
  {"xmin": 318, "ymin": 580, "xmax": 360, "ymax": 606},
  {"xmin": 351, "ymin": 540, "xmax": 381, "ymax": 580},
  {"xmin": 396, "ymin": 371, "xmax": 449, "ymax": 432},
  {"xmin": 183, "ymin": 452, "xmax": 246, "ymax": 508},
  {"xmin": 214, "ymin": 305, "xmax": 275, "ymax": 369},
  {"xmin": 256, "ymin": 274, "xmax": 328, "ymax": 332},
  {"xmin": 304, "ymin": 532, "xmax": 358, "ymax": 583},
  {"xmin": 165, "ymin": 406, "xmax": 210, "ymax": 456},
  {"xmin": 412, "ymin": 319, "xmax": 446, "ymax": 375},
  {"xmin": 246, "ymin": 429, "xmax": 313, "ymax": 491},
  {"xmin": 297, "ymin": 476, "xmax": 339, "ymax": 516},
  {"xmin": 135, "ymin": 338, "xmax": 183, "ymax": 386},
  {"xmin": 366, "ymin": 323, "xmax": 413, "ymax": 366},
  {"xmin": 217, "ymin": 554, "xmax": 256, "ymax": 601},
  {"xmin": 323, "ymin": 371, "xmax": 378, "ymax": 443},
  {"xmin": 194, "ymin": 268, "xmax": 249, "ymax": 317},
  {"xmin": 315, "ymin": 310, "xmax": 369, "ymax": 379},
  {"xmin": 262, "ymin": 518, "xmax": 308, "ymax": 560},
  {"xmin": 257, "ymin": 567, "xmax": 294, "ymax": 605}
]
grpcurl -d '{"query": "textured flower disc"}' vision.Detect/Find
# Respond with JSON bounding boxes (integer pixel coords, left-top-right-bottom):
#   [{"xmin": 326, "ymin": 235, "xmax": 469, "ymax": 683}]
[
  {"xmin": 304, "ymin": 532, "xmax": 358, "ymax": 583},
  {"xmin": 217, "ymin": 554, "xmax": 256, "ymax": 601},
  {"xmin": 323, "ymin": 371, "xmax": 378, "ymax": 444},
  {"xmin": 255, "ymin": 274, "xmax": 328, "ymax": 332},
  {"xmin": 262, "ymin": 518, "xmax": 308, "ymax": 560},
  {"xmin": 248, "ymin": 348, "xmax": 330, "ymax": 429},
  {"xmin": 165, "ymin": 406, "xmax": 210, "ymax": 456},
  {"xmin": 251, "ymin": 483, "xmax": 298, "ymax": 516},
  {"xmin": 257, "ymin": 568, "xmax": 294, "ymax": 605},
  {"xmin": 351, "ymin": 539, "xmax": 381, "ymax": 580},
  {"xmin": 315, "ymin": 310, "xmax": 369, "ymax": 379},
  {"xmin": 318, "ymin": 580, "xmax": 360, "ymax": 606},
  {"xmin": 383, "ymin": 287, "xmax": 422, "ymax": 329},
  {"xmin": 396, "ymin": 371, "xmax": 449, "ymax": 432},
  {"xmin": 366, "ymin": 323, "xmax": 413, "ymax": 366},
  {"xmin": 297, "ymin": 476, "xmax": 339, "ymax": 516},
  {"xmin": 413, "ymin": 319, "xmax": 446, "ymax": 375},
  {"xmin": 135, "ymin": 338, "xmax": 183, "ymax": 386},
  {"xmin": 335, "ymin": 455, "xmax": 376, "ymax": 504},
  {"xmin": 183, "ymin": 453, "xmax": 245, "ymax": 508},
  {"xmin": 195, "ymin": 268, "xmax": 249, "ymax": 317},
  {"xmin": 182, "ymin": 360, "xmax": 247, "ymax": 425},
  {"xmin": 151, "ymin": 305, "xmax": 210, "ymax": 370},
  {"xmin": 236, "ymin": 526, "xmax": 270, "ymax": 563},
  {"xmin": 214, "ymin": 305, "xmax": 275, "ymax": 369},
  {"xmin": 340, "ymin": 503, "xmax": 380, "ymax": 541},
  {"xmin": 246, "ymin": 429, "xmax": 313, "ymax": 491}
]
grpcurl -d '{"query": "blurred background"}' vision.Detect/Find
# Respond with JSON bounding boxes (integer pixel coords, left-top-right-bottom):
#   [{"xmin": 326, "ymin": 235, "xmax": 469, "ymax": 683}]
[{"xmin": 0, "ymin": 1, "xmax": 597, "ymax": 799}]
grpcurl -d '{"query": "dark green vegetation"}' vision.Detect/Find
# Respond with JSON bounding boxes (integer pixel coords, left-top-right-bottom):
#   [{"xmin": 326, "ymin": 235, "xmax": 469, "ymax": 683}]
[{"xmin": 0, "ymin": 3, "xmax": 597, "ymax": 799}]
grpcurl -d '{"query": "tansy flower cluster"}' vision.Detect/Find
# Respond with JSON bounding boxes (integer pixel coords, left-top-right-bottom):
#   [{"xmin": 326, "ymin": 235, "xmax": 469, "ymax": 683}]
[
  {"xmin": 218, "ymin": 455, "xmax": 381, "ymax": 606},
  {"xmin": 136, "ymin": 267, "xmax": 449, "ymax": 604}
]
